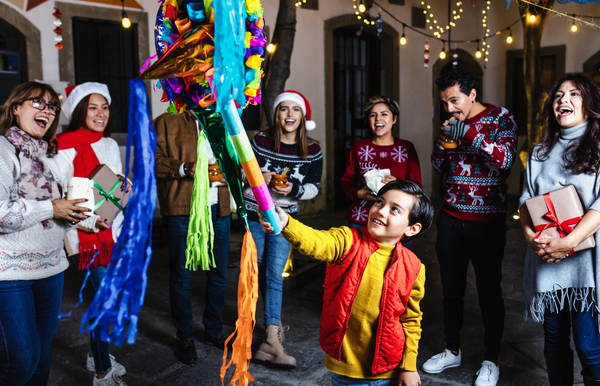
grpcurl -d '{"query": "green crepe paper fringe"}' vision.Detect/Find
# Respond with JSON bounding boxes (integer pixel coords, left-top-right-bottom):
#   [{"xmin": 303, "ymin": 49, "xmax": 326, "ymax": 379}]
[
  {"xmin": 192, "ymin": 107, "xmax": 249, "ymax": 228},
  {"xmin": 185, "ymin": 129, "xmax": 215, "ymax": 271}
]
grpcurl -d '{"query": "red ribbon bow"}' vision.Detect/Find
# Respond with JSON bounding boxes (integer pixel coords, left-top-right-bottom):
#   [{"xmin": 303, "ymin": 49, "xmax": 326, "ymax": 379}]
[{"xmin": 534, "ymin": 193, "xmax": 581, "ymax": 254}]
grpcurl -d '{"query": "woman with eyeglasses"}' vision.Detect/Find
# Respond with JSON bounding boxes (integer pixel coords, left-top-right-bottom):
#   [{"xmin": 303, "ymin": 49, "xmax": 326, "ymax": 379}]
[
  {"xmin": 0, "ymin": 82, "xmax": 89, "ymax": 386},
  {"xmin": 52, "ymin": 83, "xmax": 128, "ymax": 386}
]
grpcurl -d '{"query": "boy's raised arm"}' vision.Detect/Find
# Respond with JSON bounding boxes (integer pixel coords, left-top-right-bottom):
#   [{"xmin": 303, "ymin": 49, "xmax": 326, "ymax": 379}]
[{"xmin": 259, "ymin": 207, "xmax": 352, "ymax": 264}]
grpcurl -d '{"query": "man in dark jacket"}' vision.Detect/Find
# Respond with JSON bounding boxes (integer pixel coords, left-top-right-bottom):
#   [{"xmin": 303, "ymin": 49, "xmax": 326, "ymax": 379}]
[{"xmin": 155, "ymin": 111, "xmax": 231, "ymax": 364}]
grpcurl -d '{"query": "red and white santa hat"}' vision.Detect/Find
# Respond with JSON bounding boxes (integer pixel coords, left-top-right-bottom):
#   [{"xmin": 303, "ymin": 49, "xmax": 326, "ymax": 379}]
[
  {"xmin": 273, "ymin": 90, "xmax": 316, "ymax": 131},
  {"xmin": 62, "ymin": 82, "xmax": 111, "ymax": 119}
]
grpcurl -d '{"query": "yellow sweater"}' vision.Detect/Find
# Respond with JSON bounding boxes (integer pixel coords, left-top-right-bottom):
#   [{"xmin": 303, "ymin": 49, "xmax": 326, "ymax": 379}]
[{"xmin": 282, "ymin": 217, "xmax": 426, "ymax": 378}]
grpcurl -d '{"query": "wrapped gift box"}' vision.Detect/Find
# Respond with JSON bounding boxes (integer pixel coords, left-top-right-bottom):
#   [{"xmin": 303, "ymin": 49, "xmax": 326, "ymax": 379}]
[
  {"xmin": 524, "ymin": 185, "xmax": 595, "ymax": 253},
  {"xmin": 87, "ymin": 164, "xmax": 131, "ymax": 225}
]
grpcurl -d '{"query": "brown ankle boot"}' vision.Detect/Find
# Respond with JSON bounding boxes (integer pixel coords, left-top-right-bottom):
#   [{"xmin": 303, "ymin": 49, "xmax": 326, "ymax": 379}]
[{"xmin": 254, "ymin": 325, "xmax": 296, "ymax": 369}]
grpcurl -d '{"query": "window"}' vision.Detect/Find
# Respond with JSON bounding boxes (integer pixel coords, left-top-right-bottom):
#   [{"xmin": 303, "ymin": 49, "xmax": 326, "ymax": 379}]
[
  {"xmin": 72, "ymin": 18, "xmax": 138, "ymax": 133},
  {"xmin": 505, "ymin": 45, "xmax": 565, "ymax": 136},
  {"xmin": 0, "ymin": 20, "xmax": 25, "ymax": 105}
]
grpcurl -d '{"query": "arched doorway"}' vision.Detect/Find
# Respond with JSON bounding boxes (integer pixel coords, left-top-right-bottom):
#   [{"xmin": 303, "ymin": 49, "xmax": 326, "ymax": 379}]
[
  {"xmin": 0, "ymin": 20, "xmax": 26, "ymax": 104},
  {"xmin": 325, "ymin": 15, "xmax": 399, "ymax": 211},
  {"xmin": 432, "ymin": 49, "xmax": 483, "ymax": 196}
]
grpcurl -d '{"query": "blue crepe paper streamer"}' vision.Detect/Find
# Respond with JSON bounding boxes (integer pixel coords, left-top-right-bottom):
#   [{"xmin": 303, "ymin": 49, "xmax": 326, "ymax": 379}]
[
  {"xmin": 80, "ymin": 78, "xmax": 157, "ymax": 345},
  {"xmin": 213, "ymin": 0, "xmax": 247, "ymax": 113}
]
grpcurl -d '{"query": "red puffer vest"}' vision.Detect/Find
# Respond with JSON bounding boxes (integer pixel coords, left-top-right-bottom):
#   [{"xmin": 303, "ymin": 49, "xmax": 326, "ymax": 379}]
[{"xmin": 319, "ymin": 227, "xmax": 422, "ymax": 375}]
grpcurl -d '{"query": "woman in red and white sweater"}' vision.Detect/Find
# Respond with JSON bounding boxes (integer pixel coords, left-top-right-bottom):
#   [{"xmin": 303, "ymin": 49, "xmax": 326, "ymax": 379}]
[
  {"xmin": 341, "ymin": 95, "xmax": 422, "ymax": 228},
  {"xmin": 54, "ymin": 83, "xmax": 128, "ymax": 386}
]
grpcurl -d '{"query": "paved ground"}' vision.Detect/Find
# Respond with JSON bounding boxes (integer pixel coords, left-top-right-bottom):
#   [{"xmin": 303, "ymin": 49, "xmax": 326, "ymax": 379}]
[{"xmin": 49, "ymin": 198, "xmax": 583, "ymax": 385}]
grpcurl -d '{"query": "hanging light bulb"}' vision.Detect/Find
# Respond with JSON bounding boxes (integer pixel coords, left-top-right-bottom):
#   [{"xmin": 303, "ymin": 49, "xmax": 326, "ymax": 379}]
[
  {"xmin": 439, "ymin": 42, "xmax": 446, "ymax": 59},
  {"xmin": 571, "ymin": 22, "xmax": 578, "ymax": 32},
  {"xmin": 266, "ymin": 43, "xmax": 276, "ymax": 53},
  {"xmin": 120, "ymin": 0, "xmax": 131, "ymax": 28},
  {"xmin": 528, "ymin": 14, "xmax": 537, "ymax": 23},
  {"xmin": 358, "ymin": 0, "xmax": 366, "ymax": 13},
  {"xmin": 400, "ymin": 25, "xmax": 407, "ymax": 45},
  {"xmin": 475, "ymin": 40, "xmax": 482, "ymax": 59},
  {"xmin": 506, "ymin": 29, "xmax": 513, "ymax": 44}
]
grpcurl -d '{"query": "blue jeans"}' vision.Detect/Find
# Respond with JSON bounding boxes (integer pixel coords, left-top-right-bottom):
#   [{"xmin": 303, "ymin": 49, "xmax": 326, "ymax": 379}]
[
  {"xmin": 544, "ymin": 300, "xmax": 600, "ymax": 380},
  {"xmin": 248, "ymin": 220, "xmax": 291, "ymax": 326},
  {"xmin": 164, "ymin": 205, "xmax": 230, "ymax": 340},
  {"xmin": 331, "ymin": 373, "xmax": 397, "ymax": 386},
  {"xmin": 71, "ymin": 255, "xmax": 111, "ymax": 374},
  {"xmin": 0, "ymin": 272, "xmax": 64, "ymax": 386}
]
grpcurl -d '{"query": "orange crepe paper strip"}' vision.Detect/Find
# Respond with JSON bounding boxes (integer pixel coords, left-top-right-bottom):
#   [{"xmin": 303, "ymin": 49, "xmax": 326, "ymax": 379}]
[
  {"xmin": 220, "ymin": 228, "xmax": 258, "ymax": 386},
  {"xmin": 241, "ymin": 158, "xmax": 263, "ymax": 188}
]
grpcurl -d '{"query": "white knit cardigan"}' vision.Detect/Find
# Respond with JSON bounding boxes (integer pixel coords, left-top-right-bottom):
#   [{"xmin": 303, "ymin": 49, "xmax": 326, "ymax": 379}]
[
  {"xmin": 0, "ymin": 137, "xmax": 70, "ymax": 281},
  {"xmin": 50, "ymin": 137, "xmax": 125, "ymax": 257}
]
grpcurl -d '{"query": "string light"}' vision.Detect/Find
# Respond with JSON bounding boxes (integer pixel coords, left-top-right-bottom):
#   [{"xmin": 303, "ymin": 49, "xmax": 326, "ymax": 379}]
[
  {"xmin": 475, "ymin": 40, "xmax": 482, "ymax": 58},
  {"xmin": 120, "ymin": 0, "xmax": 130, "ymax": 29},
  {"xmin": 400, "ymin": 24, "xmax": 407, "ymax": 45},
  {"xmin": 506, "ymin": 28, "xmax": 513, "ymax": 43},
  {"xmin": 266, "ymin": 43, "xmax": 276, "ymax": 53},
  {"xmin": 528, "ymin": 14, "xmax": 537, "ymax": 23},
  {"xmin": 294, "ymin": 0, "xmax": 307, "ymax": 6},
  {"xmin": 571, "ymin": 22, "xmax": 578, "ymax": 32},
  {"xmin": 439, "ymin": 42, "xmax": 446, "ymax": 59}
]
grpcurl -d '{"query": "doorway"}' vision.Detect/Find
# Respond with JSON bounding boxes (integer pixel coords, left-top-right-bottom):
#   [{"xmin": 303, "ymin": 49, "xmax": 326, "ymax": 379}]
[{"xmin": 72, "ymin": 18, "xmax": 138, "ymax": 133}]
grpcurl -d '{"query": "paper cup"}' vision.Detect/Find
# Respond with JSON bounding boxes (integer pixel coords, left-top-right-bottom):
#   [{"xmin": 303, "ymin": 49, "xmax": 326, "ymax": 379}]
[{"xmin": 66, "ymin": 177, "xmax": 95, "ymax": 216}]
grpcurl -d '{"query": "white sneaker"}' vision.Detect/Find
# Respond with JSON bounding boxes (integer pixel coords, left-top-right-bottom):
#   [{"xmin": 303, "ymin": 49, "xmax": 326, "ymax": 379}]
[
  {"xmin": 93, "ymin": 368, "xmax": 127, "ymax": 386},
  {"xmin": 422, "ymin": 349, "xmax": 462, "ymax": 374},
  {"xmin": 475, "ymin": 360, "xmax": 500, "ymax": 386},
  {"xmin": 87, "ymin": 353, "xmax": 126, "ymax": 376}
]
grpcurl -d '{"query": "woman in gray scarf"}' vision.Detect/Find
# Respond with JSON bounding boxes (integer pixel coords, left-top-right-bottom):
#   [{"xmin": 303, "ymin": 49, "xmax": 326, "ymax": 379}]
[{"xmin": 519, "ymin": 74, "xmax": 600, "ymax": 386}]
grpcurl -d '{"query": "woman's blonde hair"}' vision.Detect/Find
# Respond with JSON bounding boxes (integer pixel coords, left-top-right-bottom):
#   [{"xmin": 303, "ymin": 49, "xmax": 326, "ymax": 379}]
[{"xmin": 0, "ymin": 82, "xmax": 61, "ymax": 156}]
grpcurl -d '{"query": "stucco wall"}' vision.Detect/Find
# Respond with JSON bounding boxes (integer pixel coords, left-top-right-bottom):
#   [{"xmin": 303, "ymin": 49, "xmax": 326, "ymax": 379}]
[{"xmin": 3, "ymin": 0, "xmax": 600, "ymax": 214}]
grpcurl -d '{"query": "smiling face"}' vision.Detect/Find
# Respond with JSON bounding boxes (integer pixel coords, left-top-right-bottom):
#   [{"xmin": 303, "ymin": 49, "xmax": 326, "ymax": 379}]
[
  {"xmin": 367, "ymin": 189, "xmax": 421, "ymax": 246},
  {"xmin": 85, "ymin": 94, "xmax": 110, "ymax": 133},
  {"xmin": 553, "ymin": 80, "xmax": 587, "ymax": 128},
  {"xmin": 369, "ymin": 103, "xmax": 397, "ymax": 140},
  {"xmin": 13, "ymin": 91, "xmax": 57, "ymax": 139},
  {"xmin": 440, "ymin": 83, "xmax": 477, "ymax": 122},
  {"xmin": 278, "ymin": 101, "xmax": 303, "ymax": 135}
]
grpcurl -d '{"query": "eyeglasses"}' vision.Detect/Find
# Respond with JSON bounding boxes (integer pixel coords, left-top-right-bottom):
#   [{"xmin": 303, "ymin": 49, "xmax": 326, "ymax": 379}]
[{"xmin": 27, "ymin": 98, "xmax": 61, "ymax": 116}]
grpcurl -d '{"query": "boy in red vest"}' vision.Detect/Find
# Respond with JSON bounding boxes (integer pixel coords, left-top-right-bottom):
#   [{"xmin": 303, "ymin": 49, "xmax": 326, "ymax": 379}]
[{"xmin": 259, "ymin": 180, "xmax": 433, "ymax": 386}]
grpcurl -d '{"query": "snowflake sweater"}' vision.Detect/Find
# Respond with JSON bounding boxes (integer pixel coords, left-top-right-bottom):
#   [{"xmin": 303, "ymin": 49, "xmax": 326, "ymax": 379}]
[
  {"xmin": 431, "ymin": 103, "xmax": 518, "ymax": 222},
  {"xmin": 341, "ymin": 138, "xmax": 422, "ymax": 226},
  {"xmin": 243, "ymin": 132, "xmax": 323, "ymax": 223}
]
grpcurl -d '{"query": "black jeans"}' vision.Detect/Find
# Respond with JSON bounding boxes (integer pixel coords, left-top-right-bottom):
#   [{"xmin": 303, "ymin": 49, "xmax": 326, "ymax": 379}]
[{"xmin": 435, "ymin": 210, "xmax": 506, "ymax": 363}]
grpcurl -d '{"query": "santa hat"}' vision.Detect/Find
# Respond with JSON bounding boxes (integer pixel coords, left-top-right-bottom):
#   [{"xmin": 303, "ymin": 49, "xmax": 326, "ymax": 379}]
[
  {"xmin": 62, "ymin": 82, "xmax": 112, "ymax": 119},
  {"xmin": 273, "ymin": 90, "xmax": 316, "ymax": 131}
]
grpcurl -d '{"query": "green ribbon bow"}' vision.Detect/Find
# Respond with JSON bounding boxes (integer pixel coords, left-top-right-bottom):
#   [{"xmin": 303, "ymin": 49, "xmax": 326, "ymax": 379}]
[{"xmin": 91, "ymin": 179, "xmax": 124, "ymax": 211}]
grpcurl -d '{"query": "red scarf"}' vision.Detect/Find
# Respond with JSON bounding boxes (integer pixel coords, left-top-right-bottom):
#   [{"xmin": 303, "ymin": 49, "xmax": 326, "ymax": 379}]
[{"xmin": 57, "ymin": 128, "xmax": 114, "ymax": 270}]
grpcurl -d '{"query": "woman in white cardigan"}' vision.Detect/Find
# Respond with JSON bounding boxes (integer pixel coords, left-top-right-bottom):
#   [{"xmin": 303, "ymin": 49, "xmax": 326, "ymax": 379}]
[
  {"xmin": 0, "ymin": 82, "xmax": 89, "ymax": 386},
  {"xmin": 54, "ymin": 83, "xmax": 127, "ymax": 386}
]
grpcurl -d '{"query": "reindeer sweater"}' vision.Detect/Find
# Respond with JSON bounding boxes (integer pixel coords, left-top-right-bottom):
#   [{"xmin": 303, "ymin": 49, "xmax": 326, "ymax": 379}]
[
  {"xmin": 243, "ymin": 132, "xmax": 323, "ymax": 223},
  {"xmin": 431, "ymin": 103, "xmax": 518, "ymax": 222}
]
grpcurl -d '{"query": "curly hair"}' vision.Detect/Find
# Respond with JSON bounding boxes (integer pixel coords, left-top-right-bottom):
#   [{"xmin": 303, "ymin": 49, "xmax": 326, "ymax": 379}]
[
  {"xmin": 534, "ymin": 74, "xmax": 600, "ymax": 175},
  {"xmin": 0, "ymin": 82, "xmax": 61, "ymax": 156},
  {"xmin": 363, "ymin": 95, "xmax": 400, "ymax": 122},
  {"xmin": 435, "ymin": 68, "xmax": 481, "ymax": 97}
]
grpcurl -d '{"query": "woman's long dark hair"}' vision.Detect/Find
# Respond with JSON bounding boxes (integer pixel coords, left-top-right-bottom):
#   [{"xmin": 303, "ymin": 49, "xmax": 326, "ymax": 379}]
[
  {"xmin": 0, "ymin": 82, "xmax": 61, "ymax": 156},
  {"xmin": 534, "ymin": 74, "xmax": 600, "ymax": 175},
  {"xmin": 63, "ymin": 94, "xmax": 112, "ymax": 137},
  {"xmin": 264, "ymin": 103, "xmax": 316, "ymax": 160}
]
